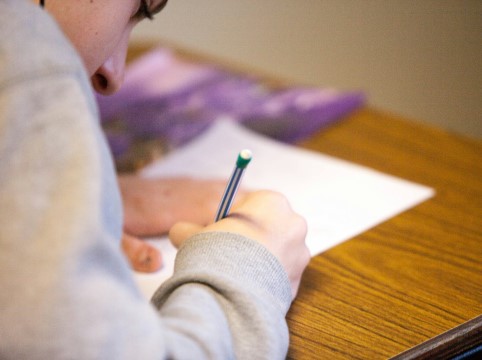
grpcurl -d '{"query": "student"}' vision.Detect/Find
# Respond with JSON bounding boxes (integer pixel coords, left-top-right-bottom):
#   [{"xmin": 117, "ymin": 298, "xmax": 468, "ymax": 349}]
[{"xmin": 0, "ymin": 0, "xmax": 310, "ymax": 358}]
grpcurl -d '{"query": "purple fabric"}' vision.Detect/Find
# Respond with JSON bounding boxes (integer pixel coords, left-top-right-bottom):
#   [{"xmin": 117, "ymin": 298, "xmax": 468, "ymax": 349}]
[{"xmin": 97, "ymin": 47, "xmax": 366, "ymax": 160}]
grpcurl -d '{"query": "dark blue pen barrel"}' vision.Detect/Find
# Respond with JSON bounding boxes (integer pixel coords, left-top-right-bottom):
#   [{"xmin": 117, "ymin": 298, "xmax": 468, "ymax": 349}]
[{"xmin": 214, "ymin": 167, "xmax": 245, "ymax": 221}]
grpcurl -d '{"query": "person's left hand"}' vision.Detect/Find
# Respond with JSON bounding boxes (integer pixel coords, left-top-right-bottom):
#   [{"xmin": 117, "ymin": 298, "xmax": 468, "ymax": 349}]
[
  {"xmin": 121, "ymin": 232, "xmax": 163, "ymax": 273},
  {"xmin": 118, "ymin": 175, "xmax": 243, "ymax": 272}
]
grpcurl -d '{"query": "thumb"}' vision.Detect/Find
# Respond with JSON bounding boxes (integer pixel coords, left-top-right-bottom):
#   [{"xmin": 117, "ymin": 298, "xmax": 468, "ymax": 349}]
[{"xmin": 169, "ymin": 221, "xmax": 204, "ymax": 248}]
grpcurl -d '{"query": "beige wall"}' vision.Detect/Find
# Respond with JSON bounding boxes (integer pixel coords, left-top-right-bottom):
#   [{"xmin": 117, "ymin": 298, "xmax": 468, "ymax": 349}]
[{"xmin": 132, "ymin": 0, "xmax": 482, "ymax": 139}]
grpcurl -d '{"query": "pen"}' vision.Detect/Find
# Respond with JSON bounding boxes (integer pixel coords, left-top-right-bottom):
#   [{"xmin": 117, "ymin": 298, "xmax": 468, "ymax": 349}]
[{"xmin": 214, "ymin": 149, "xmax": 252, "ymax": 222}]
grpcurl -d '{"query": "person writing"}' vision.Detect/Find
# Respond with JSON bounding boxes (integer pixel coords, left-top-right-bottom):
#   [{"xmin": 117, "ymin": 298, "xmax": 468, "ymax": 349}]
[{"xmin": 0, "ymin": 0, "xmax": 310, "ymax": 358}]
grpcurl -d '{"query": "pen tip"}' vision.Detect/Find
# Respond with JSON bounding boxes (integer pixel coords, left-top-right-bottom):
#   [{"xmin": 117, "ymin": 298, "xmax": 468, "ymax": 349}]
[{"xmin": 236, "ymin": 149, "xmax": 252, "ymax": 168}]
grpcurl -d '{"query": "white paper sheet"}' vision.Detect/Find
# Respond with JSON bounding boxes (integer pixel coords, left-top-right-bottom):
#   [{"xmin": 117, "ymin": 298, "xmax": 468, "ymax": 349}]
[{"xmin": 134, "ymin": 120, "xmax": 435, "ymax": 299}]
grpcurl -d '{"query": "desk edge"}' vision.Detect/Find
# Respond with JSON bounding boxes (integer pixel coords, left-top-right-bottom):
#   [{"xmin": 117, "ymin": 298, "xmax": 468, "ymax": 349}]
[{"xmin": 390, "ymin": 315, "xmax": 482, "ymax": 360}]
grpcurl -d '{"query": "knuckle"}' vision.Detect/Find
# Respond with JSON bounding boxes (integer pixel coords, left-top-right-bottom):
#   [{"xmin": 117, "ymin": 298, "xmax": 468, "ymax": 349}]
[
  {"xmin": 303, "ymin": 246, "xmax": 311, "ymax": 265},
  {"xmin": 294, "ymin": 213, "xmax": 308, "ymax": 235}
]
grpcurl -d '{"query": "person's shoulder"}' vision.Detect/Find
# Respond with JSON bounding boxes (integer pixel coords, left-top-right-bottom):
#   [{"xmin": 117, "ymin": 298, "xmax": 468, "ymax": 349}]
[{"xmin": 0, "ymin": 0, "xmax": 84, "ymax": 86}]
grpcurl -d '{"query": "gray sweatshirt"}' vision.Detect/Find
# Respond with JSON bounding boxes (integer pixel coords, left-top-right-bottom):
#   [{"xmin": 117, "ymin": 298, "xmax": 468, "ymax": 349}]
[{"xmin": 0, "ymin": 0, "xmax": 292, "ymax": 359}]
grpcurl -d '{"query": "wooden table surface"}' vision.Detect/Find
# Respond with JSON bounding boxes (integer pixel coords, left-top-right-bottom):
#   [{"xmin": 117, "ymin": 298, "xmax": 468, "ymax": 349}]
[
  {"xmin": 127, "ymin": 43, "xmax": 482, "ymax": 359},
  {"xmin": 291, "ymin": 108, "xmax": 482, "ymax": 359}
]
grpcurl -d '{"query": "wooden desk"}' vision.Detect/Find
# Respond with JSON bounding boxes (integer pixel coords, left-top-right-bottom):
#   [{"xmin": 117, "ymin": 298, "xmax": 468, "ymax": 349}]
[
  {"xmin": 127, "ymin": 43, "xmax": 482, "ymax": 359},
  {"xmin": 292, "ymin": 108, "xmax": 482, "ymax": 359}
]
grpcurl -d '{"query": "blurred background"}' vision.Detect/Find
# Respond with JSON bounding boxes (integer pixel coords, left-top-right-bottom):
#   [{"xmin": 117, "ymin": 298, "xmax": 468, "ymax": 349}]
[{"xmin": 132, "ymin": 0, "xmax": 482, "ymax": 139}]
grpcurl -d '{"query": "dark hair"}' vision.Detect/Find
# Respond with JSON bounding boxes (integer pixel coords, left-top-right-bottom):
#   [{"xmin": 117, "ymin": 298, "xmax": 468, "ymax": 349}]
[{"xmin": 40, "ymin": 0, "xmax": 45, "ymax": 8}]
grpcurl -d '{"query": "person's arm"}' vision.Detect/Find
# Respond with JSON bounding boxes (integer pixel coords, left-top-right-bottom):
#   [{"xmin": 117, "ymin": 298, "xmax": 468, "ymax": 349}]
[
  {"xmin": 1, "ymin": 1, "xmax": 309, "ymax": 352},
  {"xmin": 154, "ymin": 232, "xmax": 294, "ymax": 359},
  {"xmin": 0, "ymin": 69, "xmax": 308, "ymax": 359},
  {"xmin": 154, "ymin": 190, "xmax": 310, "ymax": 358}
]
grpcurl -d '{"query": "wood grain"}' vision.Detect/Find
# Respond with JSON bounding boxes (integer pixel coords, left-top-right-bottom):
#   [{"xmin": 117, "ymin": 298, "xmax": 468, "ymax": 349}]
[
  {"xmin": 287, "ymin": 108, "xmax": 482, "ymax": 359},
  {"xmin": 127, "ymin": 43, "xmax": 482, "ymax": 359}
]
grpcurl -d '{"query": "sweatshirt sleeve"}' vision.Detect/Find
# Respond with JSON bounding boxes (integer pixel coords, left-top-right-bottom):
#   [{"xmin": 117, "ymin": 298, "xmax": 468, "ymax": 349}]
[{"xmin": 152, "ymin": 232, "xmax": 293, "ymax": 359}]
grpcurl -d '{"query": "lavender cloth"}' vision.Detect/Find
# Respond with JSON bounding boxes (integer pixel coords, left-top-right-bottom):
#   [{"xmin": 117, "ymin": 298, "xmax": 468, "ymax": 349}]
[{"xmin": 97, "ymin": 48, "xmax": 365, "ymax": 166}]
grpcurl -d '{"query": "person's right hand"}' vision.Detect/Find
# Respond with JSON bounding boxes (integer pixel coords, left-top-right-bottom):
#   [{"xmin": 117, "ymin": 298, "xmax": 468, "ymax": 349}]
[{"xmin": 169, "ymin": 190, "xmax": 310, "ymax": 298}]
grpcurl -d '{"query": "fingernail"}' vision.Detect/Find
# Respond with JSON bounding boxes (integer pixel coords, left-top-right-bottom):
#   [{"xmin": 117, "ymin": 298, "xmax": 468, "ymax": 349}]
[{"xmin": 138, "ymin": 248, "xmax": 152, "ymax": 265}]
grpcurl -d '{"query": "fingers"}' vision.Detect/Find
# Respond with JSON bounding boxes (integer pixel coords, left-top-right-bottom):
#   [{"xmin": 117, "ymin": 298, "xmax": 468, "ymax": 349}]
[
  {"xmin": 169, "ymin": 222, "xmax": 204, "ymax": 248},
  {"xmin": 121, "ymin": 232, "xmax": 163, "ymax": 273}
]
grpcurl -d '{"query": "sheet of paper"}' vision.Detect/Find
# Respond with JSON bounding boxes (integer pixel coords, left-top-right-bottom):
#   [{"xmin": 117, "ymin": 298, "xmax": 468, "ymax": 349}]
[{"xmin": 134, "ymin": 119, "xmax": 435, "ymax": 299}]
